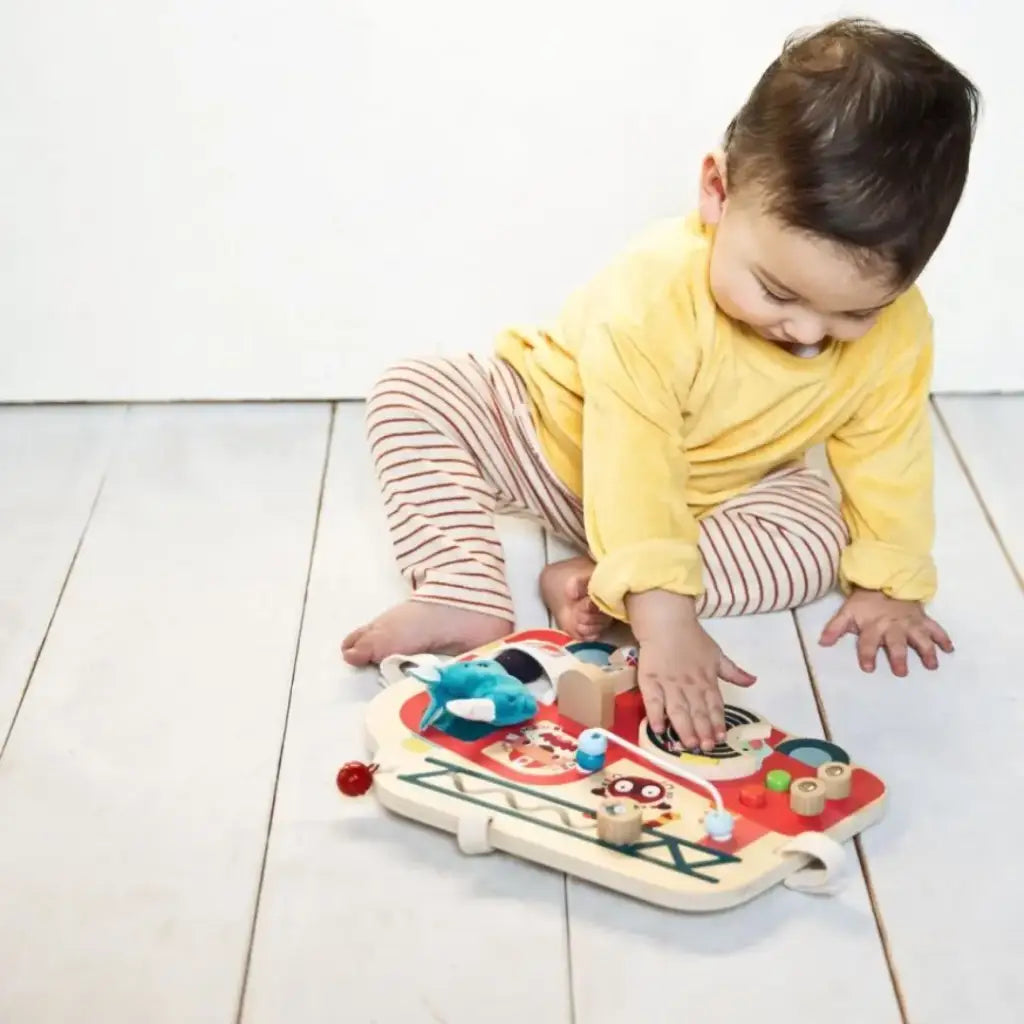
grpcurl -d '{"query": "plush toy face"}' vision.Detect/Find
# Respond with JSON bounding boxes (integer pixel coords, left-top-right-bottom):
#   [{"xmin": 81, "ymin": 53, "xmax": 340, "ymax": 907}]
[{"xmin": 410, "ymin": 658, "xmax": 538, "ymax": 729}]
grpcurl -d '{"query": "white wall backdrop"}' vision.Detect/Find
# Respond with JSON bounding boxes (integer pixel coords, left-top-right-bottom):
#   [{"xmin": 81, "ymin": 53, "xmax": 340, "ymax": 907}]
[{"xmin": 0, "ymin": 1, "xmax": 1018, "ymax": 401}]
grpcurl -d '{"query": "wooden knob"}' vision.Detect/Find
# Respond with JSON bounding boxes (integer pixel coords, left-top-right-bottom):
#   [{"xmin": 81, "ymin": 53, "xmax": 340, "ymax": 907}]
[
  {"xmin": 789, "ymin": 777, "xmax": 827, "ymax": 816},
  {"xmin": 596, "ymin": 798, "xmax": 643, "ymax": 845},
  {"xmin": 817, "ymin": 761, "xmax": 853, "ymax": 799}
]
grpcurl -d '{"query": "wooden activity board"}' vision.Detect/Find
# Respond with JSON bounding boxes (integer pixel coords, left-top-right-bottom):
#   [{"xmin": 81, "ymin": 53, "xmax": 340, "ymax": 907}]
[{"xmin": 342, "ymin": 630, "xmax": 887, "ymax": 912}]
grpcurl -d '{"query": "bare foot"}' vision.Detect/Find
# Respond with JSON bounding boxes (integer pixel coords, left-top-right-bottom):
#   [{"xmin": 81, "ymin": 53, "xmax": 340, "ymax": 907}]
[
  {"xmin": 540, "ymin": 556, "xmax": 611, "ymax": 641},
  {"xmin": 341, "ymin": 601, "xmax": 512, "ymax": 667}
]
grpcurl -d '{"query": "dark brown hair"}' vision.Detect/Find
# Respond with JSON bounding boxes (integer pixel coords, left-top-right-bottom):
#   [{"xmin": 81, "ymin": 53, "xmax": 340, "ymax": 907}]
[{"xmin": 724, "ymin": 18, "xmax": 980, "ymax": 286}]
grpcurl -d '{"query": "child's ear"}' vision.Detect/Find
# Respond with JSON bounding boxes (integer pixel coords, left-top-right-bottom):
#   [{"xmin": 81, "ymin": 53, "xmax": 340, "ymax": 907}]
[{"xmin": 698, "ymin": 150, "xmax": 728, "ymax": 225}]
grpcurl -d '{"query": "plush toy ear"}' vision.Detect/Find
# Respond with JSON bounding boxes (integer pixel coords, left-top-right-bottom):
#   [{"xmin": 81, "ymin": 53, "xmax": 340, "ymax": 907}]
[{"xmin": 408, "ymin": 665, "xmax": 442, "ymax": 685}]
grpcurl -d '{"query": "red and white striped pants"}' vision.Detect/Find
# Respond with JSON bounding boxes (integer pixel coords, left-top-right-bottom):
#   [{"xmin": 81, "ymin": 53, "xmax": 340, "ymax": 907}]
[{"xmin": 366, "ymin": 354, "xmax": 848, "ymax": 623}]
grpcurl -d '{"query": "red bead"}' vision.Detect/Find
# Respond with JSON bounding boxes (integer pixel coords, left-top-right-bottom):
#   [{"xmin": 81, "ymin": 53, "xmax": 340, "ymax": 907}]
[
  {"xmin": 336, "ymin": 760, "xmax": 378, "ymax": 797},
  {"xmin": 739, "ymin": 784, "xmax": 767, "ymax": 809}
]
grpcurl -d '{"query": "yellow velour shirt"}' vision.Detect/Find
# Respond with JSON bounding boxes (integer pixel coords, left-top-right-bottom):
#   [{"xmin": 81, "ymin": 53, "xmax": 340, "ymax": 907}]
[{"xmin": 495, "ymin": 214, "xmax": 937, "ymax": 621}]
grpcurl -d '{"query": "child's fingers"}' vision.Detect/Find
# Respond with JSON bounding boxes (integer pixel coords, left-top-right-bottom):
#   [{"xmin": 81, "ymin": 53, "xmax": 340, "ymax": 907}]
[
  {"xmin": 718, "ymin": 655, "xmax": 757, "ymax": 687},
  {"xmin": 856, "ymin": 624, "xmax": 885, "ymax": 672},
  {"xmin": 687, "ymin": 684, "xmax": 724, "ymax": 749},
  {"xmin": 926, "ymin": 619, "xmax": 955, "ymax": 653},
  {"xmin": 664, "ymin": 691, "xmax": 699, "ymax": 750},
  {"xmin": 638, "ymin": 674, "xmax": 667, "ymax": 735},
  {"xmin": 707, "ymin": 695, "xmax": 727, "ymax": 743},
  {"xmin": 908, "ymin": 626, "xmax": 939, "ymax": 670},
  {"xmin": 819, "ymin": 607, "xmax": 855, "ymax": 646},
  {"xmin": 883, "ymin": 630, "xmax": 909, "ymax": 677}
]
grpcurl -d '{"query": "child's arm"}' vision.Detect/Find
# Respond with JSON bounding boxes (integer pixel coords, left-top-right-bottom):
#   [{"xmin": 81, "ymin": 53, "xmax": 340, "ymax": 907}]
[
  {"xmin": 577, "ymin": 314, "xmax": 755, "ymax": 750},
  {"xmin": 823, "ymin": 301, "xmax": 953, "ymax": 673}
]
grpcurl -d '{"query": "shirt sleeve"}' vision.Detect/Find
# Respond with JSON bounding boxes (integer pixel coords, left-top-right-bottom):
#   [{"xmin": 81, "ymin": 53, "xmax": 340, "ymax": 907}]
[
  {"xmin": 825, "ymin": 305, "xmax": 938, "ymax": 603},
  {"xmin": 577, "ymin": 314, "xmax": 703, "ymax": 621}
]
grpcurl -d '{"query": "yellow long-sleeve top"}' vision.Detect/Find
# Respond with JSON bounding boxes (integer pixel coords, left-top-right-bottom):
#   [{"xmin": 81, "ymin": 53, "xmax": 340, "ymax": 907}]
[{"xmin": 496, "ymin": 214, "xmax": 936, "ymax": 621}]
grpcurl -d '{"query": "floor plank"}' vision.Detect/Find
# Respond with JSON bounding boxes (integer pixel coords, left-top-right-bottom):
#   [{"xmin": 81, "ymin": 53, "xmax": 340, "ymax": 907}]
[
  {"xmin": 934, "ymin": 394, "xmax": 1023, "ymax": 581},
  {"xmin": 242, "ymin": 404, "xmax": 571, "ymax": 1024},
  {"xmin": 0, "ymin": 406, "xmax": 124, "ymax": 747},
  {"xmin": 0, "ymin": 404, "xmax": 330, "ymax": 1024},
  {"xmin": 549, "ymin": 551, "xmax": 902, "ymax": 1024},
  {"xmin": 795, "ymin": 410, "xmax": 1024, "ymax": 1022}
]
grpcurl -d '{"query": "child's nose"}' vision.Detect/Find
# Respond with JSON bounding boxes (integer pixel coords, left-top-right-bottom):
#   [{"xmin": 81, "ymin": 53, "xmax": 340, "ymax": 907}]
[{"xmin": 782, "ymin": 313, "xmax": 827, "ymax": 346}]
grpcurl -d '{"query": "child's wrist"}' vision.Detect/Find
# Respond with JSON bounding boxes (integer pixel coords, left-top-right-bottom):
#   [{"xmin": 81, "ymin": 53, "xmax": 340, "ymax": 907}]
[{"xmin": 627, "ymin": 589, "xmax": 699, "ymax": 640}]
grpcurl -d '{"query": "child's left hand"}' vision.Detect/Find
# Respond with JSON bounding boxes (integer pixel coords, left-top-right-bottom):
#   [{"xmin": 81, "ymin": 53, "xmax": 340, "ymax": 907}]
[{"xmin": 819, "ymin": 588, "xmax": 954, "ymax": 676}]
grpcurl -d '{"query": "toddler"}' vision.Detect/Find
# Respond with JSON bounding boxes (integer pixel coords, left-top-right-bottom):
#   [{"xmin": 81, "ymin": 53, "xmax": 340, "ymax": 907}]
[{"xmin": 343, "ymin": 19, "xmax": 978, "ymax": 753}]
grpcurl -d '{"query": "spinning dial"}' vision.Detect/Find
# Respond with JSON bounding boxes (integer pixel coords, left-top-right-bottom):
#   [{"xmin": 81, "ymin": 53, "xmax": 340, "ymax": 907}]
[{"xmin": 638, "ymin": 705, "xmax": 771, "ymax": 781}]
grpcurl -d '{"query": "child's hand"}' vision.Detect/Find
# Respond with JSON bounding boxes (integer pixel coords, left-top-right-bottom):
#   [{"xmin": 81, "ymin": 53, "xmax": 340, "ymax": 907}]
[
  {"xmin": 626, "ymin": 590, "xmax": 757, "ymax": 751},
  {"xmin": 819, "ymin": 588, "xmax": 954, "ymax": 675}
]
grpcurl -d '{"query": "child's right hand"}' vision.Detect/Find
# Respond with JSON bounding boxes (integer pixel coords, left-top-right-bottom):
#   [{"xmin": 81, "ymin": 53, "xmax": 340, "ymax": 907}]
[{"xmin": 626, "ymin": 590, "xmax": 757, "ymax": 751}]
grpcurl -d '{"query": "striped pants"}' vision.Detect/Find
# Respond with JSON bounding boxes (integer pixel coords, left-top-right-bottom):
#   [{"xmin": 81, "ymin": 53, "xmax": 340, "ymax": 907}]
[{"xmin": 366, "ymin": 355, "xmax": 848, "ymax": 623}]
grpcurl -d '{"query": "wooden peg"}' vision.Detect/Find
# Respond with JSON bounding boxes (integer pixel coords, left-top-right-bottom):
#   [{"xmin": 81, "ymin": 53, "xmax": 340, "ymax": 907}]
[
  {"xmin": 596, "ymin": 798, "xmax": 643, "ymax": 845},
  {"xmin": 817, "ymin": 761, "xmax": 853, "ymax": 799},
  {"xmin": 789, "ymin": 777, "xmax": 827, "ymax": 816}
]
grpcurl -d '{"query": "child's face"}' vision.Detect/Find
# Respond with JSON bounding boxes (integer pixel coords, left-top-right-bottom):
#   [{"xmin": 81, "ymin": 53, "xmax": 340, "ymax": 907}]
[{"xmin": 698, "ymin": 154, "xmax": 902, "ymax": 350}]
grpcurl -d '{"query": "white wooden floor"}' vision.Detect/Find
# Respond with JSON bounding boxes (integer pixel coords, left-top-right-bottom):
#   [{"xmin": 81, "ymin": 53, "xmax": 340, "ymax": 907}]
[{"xmin": 0, "ymin": 397, "xmax": 1020, "ymax": 1024}]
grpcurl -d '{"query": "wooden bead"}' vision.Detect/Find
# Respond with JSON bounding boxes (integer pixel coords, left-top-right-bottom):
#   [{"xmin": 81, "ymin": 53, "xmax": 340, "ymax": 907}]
[
  {"xmin": 817, "ymin": 761, "xmax": 853, "ymax": 799},
  {"xmin": 596, "ymin": 798, "xmax": 643, "ymax": 845},
  {"xmin": 789, "ymin": 777, "xmax": 827, "ymax": 816}
]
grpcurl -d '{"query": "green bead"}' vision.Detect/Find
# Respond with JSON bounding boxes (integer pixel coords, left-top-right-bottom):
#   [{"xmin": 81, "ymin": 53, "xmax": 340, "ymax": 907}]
[{"xmin": 765, "ymin": 769, "xmax": 792, "ymax": 793}]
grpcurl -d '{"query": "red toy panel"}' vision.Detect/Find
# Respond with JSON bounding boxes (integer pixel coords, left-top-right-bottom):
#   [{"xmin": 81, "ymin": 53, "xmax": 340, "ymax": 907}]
[
  {"xmin": 358, "ymin": 628, "xmax": 889, "ymax": 911},
  {"xmin": 397, "ymin": 626, "xmax": 885, "ymax": 850}
]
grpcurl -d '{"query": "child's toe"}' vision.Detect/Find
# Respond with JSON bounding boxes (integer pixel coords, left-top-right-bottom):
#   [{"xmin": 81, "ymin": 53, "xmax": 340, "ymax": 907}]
[{"xmin": 341, "ymin": 626, "xmax": 374, "ymax": 666}]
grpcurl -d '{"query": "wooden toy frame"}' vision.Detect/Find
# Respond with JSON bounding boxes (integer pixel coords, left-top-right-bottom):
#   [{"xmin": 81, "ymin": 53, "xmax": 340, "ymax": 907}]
[{"xmin": 351, "ymin": 630, "xmax": 887, "ymax": 912}]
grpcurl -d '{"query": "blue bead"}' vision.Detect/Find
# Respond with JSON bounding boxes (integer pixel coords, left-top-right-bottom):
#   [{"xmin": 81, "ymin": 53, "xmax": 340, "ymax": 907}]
[
  {"xmin": 576, "ymin": 729, "xmax": 609, "ymax": 755},
  {"xmin": 704, "ymin": 809, "xmax": 735, "ymax": 842},
  {"xmin": 575, "ymin": 749, "xmax": 606, "ymax": 773}
]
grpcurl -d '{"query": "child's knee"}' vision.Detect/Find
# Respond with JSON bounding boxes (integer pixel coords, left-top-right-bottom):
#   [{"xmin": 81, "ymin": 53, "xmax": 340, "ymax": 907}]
[{"xmin": 366, "ymin": 359, "xmax": 436, "ymax": 417}]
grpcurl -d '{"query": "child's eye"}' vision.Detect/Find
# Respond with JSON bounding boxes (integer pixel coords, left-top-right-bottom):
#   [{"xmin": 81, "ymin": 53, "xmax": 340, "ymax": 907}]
[
  {"xmin": 845, "ymin": 310, "xmax": 876, "ymax": 322},
  {"xmin": 759, "ymin": 283, "xmax": 790, "ymax": 304}
]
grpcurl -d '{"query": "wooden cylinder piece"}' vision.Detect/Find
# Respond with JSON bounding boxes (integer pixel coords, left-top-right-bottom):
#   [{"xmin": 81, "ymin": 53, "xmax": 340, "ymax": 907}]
[
  {"xmin": 789, "ymin": 777, "xmax": 827, "ymax": 816},
  {"xmin": 817, "ymin": 761, "xmax": 853, "ymax": 799},
  {"xmin": 557, "ymin": 662, "xmax": 636, "ymax": 729},
  {"xmin": 596, "ymin": 798, "xmax": 643, "ymax": 845}
]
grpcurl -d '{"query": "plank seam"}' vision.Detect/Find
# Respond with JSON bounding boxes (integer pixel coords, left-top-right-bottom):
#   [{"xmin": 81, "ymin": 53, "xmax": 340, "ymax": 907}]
[
  {"xmin": 931, "ymin": 397, "xmax": 1022, "ymax": 591},
  {"xmin": 0, "ymin": 405, "xmax": 127, "ymax": 762},
  {"xmin": 0, "ymin": 398, "xmax": 371, "ymax": 408},
  {"xmin": 1, "ymin": 392, "xmax": 1021, "ymax": 407},
  {"xmin": 544, "ymin": 529, "xmax": 579, "ymax": 1024},
  {"xmin": 791, "ymin": 610, "xmax": 911, "ymax": 1024},
  {"xmin": 234, "ymin": 403, "xmax": 336, "ymax": 1024}
]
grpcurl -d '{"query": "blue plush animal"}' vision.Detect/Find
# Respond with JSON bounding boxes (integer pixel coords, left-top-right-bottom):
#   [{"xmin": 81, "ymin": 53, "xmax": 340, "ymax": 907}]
[{"xmin": 408, "ymin": 659, "xmax": 538, "ymax": 733}]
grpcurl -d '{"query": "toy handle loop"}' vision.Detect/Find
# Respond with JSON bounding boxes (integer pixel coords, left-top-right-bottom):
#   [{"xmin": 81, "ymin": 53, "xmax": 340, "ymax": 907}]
[
  {"xmin": 377, "ymin": 653, "xmax": 447, "ymax": 688},
  {"xmin": 780, "ymin": 832, "xmax": 848, "ymax": 895},
  {"xmin": 457, "ymin": 812, "xmax": 495, "ymax": 855}
]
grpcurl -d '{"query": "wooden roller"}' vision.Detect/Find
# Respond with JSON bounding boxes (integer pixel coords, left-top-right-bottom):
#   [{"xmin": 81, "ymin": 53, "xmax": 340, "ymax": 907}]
[
  {"xmin": 596, "ymin": 798, "xmax": 643, "ymax": 845},
  {"xmin": 789, "ymin": 777, "xmax": 827, "ymax": 816},
  {"xmin": 817, "ymin": 761, "xmax": 853, "ymax": 799}
]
